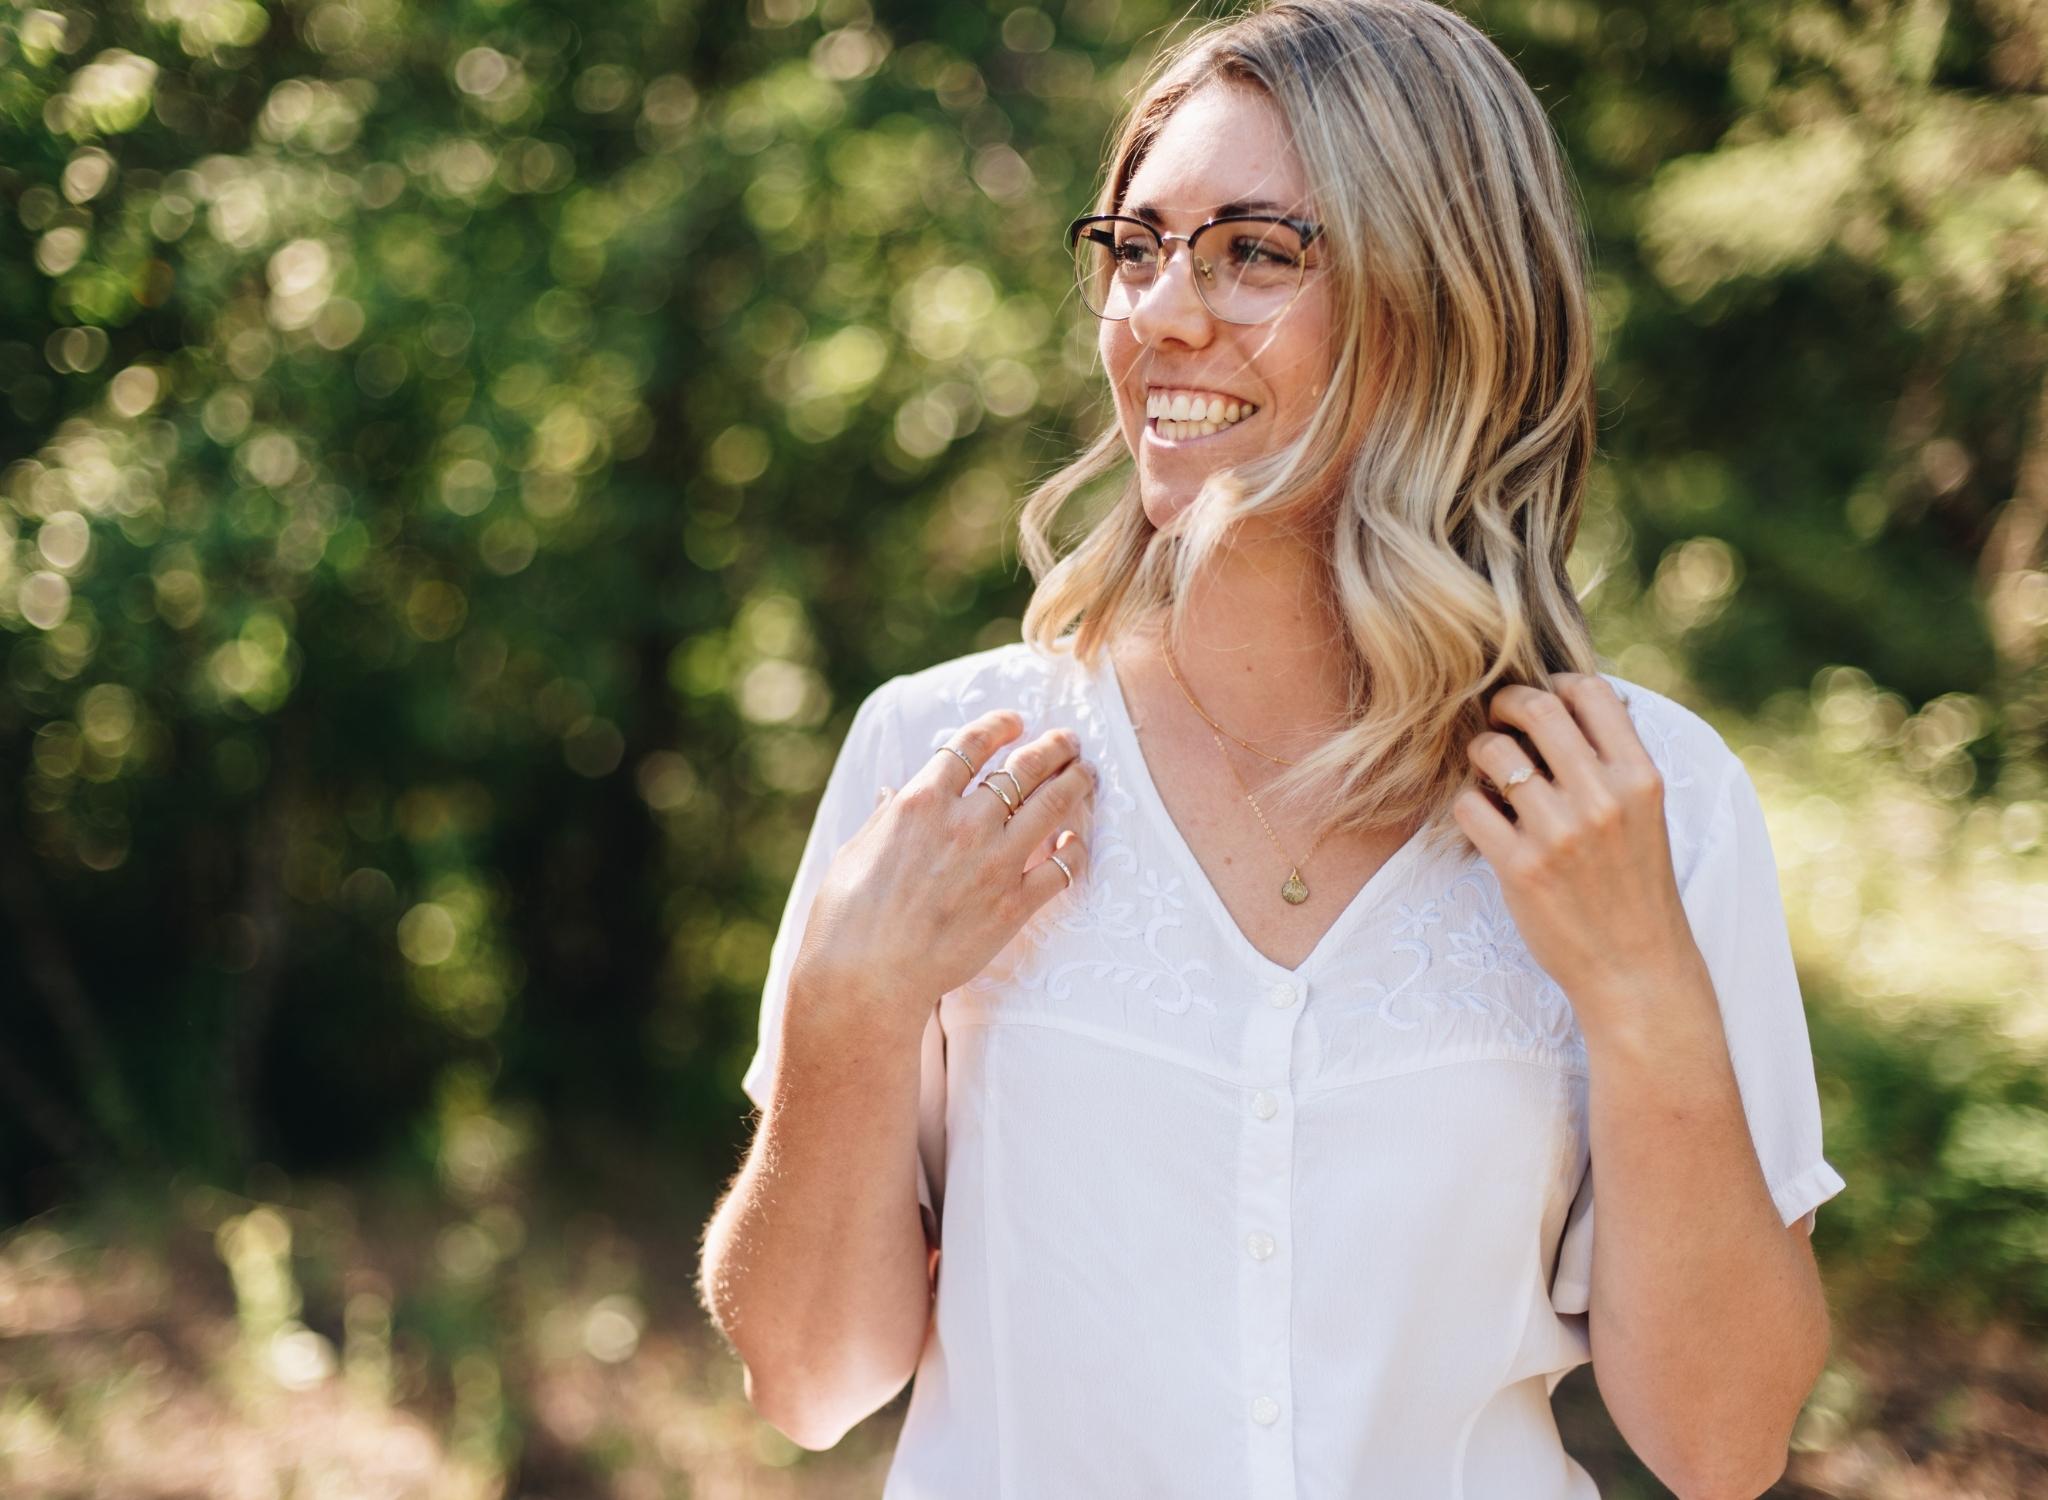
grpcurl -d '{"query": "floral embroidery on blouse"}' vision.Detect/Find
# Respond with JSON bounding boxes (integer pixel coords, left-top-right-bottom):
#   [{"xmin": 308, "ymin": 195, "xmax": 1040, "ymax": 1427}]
[
  {"xmin": 1303, "ymin": 865, "xmax": 1583, "ymax": 1086},
  {"xmin": 953, "ymin": 651, "xmax": 1226, "ymax": 1027},
  {"xmin": 911, "ymin": 645, "xmax": 1721, "ymax": 1085}
]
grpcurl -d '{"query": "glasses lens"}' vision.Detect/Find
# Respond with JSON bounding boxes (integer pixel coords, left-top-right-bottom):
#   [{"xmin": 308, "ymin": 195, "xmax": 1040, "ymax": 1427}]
[
  {"xmin": 1193, "ymin": 218, "xmax": 1308, "ymax": 324},
  {"xmin": 1073, "ymin": 218, "xmax": 1160, "ymax": 319}
]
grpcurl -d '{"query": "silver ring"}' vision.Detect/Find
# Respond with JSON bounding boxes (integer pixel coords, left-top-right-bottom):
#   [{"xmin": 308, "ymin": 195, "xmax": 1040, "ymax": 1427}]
[
  {"xmin": 940, "ymin": 745, "xmax": 976, "ymax": 775},
  {"xmin": 1049, "ymin": 852, "xmax": 1073, "ymax": 887}
]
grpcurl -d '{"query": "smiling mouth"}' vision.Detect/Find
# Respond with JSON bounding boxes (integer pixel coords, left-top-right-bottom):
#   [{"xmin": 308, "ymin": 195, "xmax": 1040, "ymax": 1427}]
[{"xmin": 1146, "ymin": 408, "xmax": 1259, "ymax": 444}]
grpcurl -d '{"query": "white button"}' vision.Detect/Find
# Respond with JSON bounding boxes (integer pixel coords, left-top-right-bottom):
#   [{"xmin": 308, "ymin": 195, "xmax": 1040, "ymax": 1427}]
[
  {"xmin": 1246, "ymin": 1231, "xmax": 1276, "ymax": 1261},
  {"xmin": 1264, "ymin": 980, "xmax": 1299, "ymax": 1008},
  {"xmin": 1251, "ymin": 1395, "xmax": 1280, "ymax": 1426},
  {"xmin": 1250, "ymin": 1089, "xmax": 1279, "ymax": 1120}
]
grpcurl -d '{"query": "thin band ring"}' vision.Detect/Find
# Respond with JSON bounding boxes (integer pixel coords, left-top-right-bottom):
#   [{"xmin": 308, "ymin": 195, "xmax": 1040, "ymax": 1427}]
[
  {"xmin": 987, "ymin": 767, "xmax": 1023, "ymax": 802},
  {"xmin": 980, "ymin": 779, "xmax": 1018, "ymax": 816},
  {"xmin": 1499, "ymin": 765, "xmax": 1535, "ymax": 798},
  {"xmin": 1048, "ymin": 851, "xmax": 1074, "ymax": 887},
  {"xmin": 939, "ymin": 745, "xmax": 976, "ymax": 775}
]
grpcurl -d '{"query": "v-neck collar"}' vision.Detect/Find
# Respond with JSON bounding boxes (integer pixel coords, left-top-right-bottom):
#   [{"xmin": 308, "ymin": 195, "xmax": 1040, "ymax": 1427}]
[{"xmin": 1093, "ymin": 642, "xmax": 1428, "ymax": 982}]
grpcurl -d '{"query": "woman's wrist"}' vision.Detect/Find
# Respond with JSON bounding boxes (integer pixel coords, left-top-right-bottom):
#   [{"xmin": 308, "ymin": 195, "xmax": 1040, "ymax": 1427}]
[{"xmin": 786, "ymin": 963, "xmax": 933, "ymax": 1059}]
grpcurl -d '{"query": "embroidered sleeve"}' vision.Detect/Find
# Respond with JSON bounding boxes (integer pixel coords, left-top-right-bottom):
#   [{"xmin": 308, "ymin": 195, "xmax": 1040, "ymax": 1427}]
[
  {"xmin": 1549, "ymin": 752, "xmax": 1845, "ymax": 1315},
  {"xmin": 739, "ymin": 674, "xmax": 946, "ymax": 1233}
]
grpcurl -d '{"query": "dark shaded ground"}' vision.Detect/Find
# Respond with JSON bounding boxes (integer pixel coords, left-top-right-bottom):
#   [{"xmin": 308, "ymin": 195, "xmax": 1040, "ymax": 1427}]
[{"xmin": 2, "ymin": 1147, "xmax": 2043, "ymax": 1499}]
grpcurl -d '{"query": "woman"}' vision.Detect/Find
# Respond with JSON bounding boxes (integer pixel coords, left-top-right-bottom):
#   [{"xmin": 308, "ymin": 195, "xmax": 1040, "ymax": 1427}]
[{"xmin": 700, "ymin": 2, "xmax": 1845, "ymax": 1494}]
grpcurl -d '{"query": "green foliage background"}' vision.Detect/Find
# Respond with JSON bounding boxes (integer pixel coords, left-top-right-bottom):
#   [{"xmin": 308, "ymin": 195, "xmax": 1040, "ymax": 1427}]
[{"xmin": 2, "ymin": 0, "xmax": 2045, "ymax": 1391}]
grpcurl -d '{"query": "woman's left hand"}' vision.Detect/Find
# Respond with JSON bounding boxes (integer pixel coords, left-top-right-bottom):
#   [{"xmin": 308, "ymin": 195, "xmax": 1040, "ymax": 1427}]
[{"xmin": 1451, "ymin": 672, "xmax": 1697, "ymax": 1040}]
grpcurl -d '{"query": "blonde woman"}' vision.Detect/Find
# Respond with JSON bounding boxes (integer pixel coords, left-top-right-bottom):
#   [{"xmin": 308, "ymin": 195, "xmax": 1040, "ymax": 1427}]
[{"xmin": 699, "ymin": 2, "xmax": 1844, "ymax": 1494}]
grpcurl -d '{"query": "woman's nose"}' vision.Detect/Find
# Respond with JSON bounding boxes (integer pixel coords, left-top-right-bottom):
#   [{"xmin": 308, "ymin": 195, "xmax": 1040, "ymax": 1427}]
[{"xmin": 1126, "ymin": 244, "xmax": 1214, "ymax": 347}]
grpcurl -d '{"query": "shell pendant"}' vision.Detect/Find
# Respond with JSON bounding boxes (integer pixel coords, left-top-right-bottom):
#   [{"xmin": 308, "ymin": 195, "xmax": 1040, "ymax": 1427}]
[{"xmin": 1281, "ymin": 868, "xmax": 1309, "ymax": 905}]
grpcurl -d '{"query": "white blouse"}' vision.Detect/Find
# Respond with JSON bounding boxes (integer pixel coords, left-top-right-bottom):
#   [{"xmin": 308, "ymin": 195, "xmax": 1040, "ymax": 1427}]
[{"xmin": 742, "ymin": 636, "xmax": 1845, "ymax": 1498}]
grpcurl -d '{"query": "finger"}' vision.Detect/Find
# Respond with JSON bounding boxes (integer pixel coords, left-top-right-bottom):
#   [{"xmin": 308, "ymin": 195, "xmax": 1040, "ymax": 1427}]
[
  {"xmin": 1006, "ymin": 751, "xmax": 1096, "ymax": 851},
  {"xmin": 979, "ymin": 727, "xmax": 1082, "ymax": 827},
  {"xmin": 1466, "ymin": 730, "xmax": 1563, "ymax": 834},
  {"xmin": 920, "ymin": 710, "xmax": 1024, "ymax": 795},
  {"xmin": 1021, "ymin": 827, "xmax": 1087, "ymax": 906},
  {"xmin": 1451, "ymin": 782, "xmax": 1515, "ymax": 863},
  {"xmin": 1025, "ymin": 772, "xmax": 1095, "ymax": 864},
  {"xmin": 1548, "ymin": 672, "xmax": 1649, "ymax": 768},
  {"xmin": 1484, "ymin": 684, "xmax": 1600, "ymax": 792}
]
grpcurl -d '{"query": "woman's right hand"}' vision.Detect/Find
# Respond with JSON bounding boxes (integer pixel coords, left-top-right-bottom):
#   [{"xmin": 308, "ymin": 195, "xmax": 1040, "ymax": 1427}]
[{"xmin": 789, "ymin": 709, "xmax": 1096, "ymax": 1042}]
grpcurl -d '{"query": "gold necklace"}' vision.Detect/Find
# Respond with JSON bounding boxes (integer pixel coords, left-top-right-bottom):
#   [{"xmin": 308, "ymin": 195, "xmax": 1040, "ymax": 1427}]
[
  {"xmin": 1162, "ymin": 638, "xmax": 1333, "ymax": 906},
  {"xmin": 1160, "ymin": 641, "xmax": 1302, "ymax": 766}
]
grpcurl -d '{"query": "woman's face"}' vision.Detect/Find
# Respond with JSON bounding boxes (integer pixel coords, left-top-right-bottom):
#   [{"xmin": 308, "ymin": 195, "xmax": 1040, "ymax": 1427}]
[{"xmin": 1100, "ymin": 81, "xmax": 1335, "ymax": 533}]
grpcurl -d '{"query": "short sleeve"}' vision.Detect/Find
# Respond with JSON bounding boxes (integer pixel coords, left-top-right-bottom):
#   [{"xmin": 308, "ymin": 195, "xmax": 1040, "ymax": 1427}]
[
  {"xmin": 1549, "ymin": 754, "xmax": 1845, "ymax": 1315},
  {"xmin": 738, "ymin": 675, "xmax": 948, "ymax": 1240}
]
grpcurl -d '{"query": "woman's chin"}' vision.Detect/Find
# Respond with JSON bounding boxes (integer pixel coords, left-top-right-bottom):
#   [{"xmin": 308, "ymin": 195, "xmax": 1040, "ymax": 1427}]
[{"xmin": 1138, "ymin": 481, "xmax": 1199, "ymax": 533}]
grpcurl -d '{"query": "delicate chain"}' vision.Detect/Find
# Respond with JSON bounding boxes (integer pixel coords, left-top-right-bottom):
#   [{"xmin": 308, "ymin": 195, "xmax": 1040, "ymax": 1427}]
[
  {"xmin": 1162, "ymin": 638, "xmax": 1300, "ymax": 765},
  {"xmin": 1161, "ymin": 637, "xmax": 1334, "ymax": 891},
  {"xmin": 1213, "ymin": 724, "xmax": 1335, "ymax": 874}
]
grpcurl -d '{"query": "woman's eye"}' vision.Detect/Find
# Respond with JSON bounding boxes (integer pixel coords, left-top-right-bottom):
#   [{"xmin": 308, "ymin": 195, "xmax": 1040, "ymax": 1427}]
[{"xmin": 1231, "ymin": 240, "xmax": 1292, "ymax": 267}]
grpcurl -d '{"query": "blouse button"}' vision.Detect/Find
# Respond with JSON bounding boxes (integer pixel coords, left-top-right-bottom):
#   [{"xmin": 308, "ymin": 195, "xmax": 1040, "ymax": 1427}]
[
  {"xmin": 1250, "ymin": 1395, "xmax": 1281, "ymax": 1426},
  {"xmin": 1264, "ymin": 980, "xmax": 1300, "ymax": 1008},
  {"xmin": 1250, "ymin": 1089, "xmax": 1279, "ymax": 1120},
  {"xmin": 1246, "ymin": 1231, "xmax": 1276, "ymax": 1261}
]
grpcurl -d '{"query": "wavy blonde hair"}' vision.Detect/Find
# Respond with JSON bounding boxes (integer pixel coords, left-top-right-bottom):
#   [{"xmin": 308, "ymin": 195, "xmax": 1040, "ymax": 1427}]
[{"xmin": 1018, "ymin": 0, "xmax": 1607, "ymax": 862}]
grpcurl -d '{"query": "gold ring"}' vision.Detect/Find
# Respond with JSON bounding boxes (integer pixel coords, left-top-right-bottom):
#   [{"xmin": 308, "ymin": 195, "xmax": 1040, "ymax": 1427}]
[
  {"xmin": 1049, "ymin": 852, "xmax": 1073, "ymax": 887},
  {"xmin": 940, "ymin": 745, "xmax": 976, "ymax": 775},
  {"xmin": 980, "ymin": 779, "xmax": 1018, "ymax": 814},
  {"xmin": 988, "ymin": 767, "xmax": 1023, "ymax": 802},
  {"xmin": 1499, "ymin": 765, "xmax": 1535, "ymax": 798}
]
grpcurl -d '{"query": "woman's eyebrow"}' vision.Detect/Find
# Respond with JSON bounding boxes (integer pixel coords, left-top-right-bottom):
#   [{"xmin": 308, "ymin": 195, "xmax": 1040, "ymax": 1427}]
[{"xmin": 1124, "ymin": 197, "xmax": 1297, "ymax": 225}]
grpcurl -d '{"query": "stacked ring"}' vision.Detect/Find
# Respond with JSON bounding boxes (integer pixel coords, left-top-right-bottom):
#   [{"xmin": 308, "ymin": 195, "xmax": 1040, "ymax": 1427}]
[{"xmin": 934, "ymin": 742, "xmax": 1076, "ymax": 886}]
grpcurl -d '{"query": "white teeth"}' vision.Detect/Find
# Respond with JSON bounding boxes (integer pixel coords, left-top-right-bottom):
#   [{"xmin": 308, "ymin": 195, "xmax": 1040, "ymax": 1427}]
[
  {"xmin": 1146, "ymin": 395, "xmax": 1253, "ymax": 424},
  {"xmin": 1145, "ymin": 394, "xmax": 1261, "ymax": 439}
]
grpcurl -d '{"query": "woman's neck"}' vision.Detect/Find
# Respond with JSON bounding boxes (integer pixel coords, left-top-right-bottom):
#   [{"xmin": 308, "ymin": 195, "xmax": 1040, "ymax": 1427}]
[{"xmin": 1122, "ymin": 547, "xmax": 1355, "ymax": 756}]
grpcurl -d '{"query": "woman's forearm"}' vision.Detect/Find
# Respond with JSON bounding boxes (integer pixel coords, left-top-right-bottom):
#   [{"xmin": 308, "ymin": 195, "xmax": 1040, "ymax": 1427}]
[
  {"xmin": 1580, "ymin": 949, "xmax": 1831, "ymax": 1499},
  {"xmin": 698, "ymin": 974, "xmax": 935, "ymax": 1450}
]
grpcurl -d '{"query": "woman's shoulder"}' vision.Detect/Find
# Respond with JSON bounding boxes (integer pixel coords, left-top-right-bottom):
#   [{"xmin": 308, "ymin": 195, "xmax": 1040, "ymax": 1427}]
[
  {"xmin": 892, "ymin": 631, "xmax": 1097, "ymax": 713},
  {"xmin": 883, "ymin": 636, "xmax": 1091, "ymax": 750},
  {"xmin": 1591, "ymin": 669, "xmax": 1744, "ymax": 807}
]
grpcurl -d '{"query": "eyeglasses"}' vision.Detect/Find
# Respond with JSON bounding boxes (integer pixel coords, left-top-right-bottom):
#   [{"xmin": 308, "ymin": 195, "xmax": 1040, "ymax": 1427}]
[{"xmin": 1067, "ymin": 213, "xmax": 1324, "ymax": 326}]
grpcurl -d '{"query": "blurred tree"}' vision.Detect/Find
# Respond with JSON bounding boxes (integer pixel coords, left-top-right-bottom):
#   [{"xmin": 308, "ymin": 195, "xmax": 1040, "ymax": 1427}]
[{"xmin": 0, "ymin": 0, "xmax": 2039, "ymax": 1220}]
